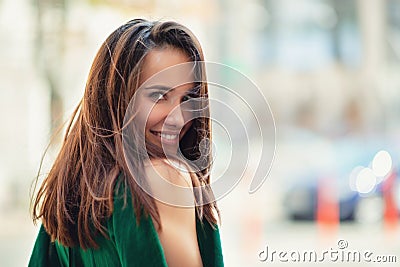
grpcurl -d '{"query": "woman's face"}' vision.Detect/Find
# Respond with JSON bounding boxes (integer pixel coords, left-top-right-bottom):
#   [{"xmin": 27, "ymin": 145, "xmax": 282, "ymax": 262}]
[{"xmin": 135, "ymin": 47, "xmax": 196, "ymax": 155}]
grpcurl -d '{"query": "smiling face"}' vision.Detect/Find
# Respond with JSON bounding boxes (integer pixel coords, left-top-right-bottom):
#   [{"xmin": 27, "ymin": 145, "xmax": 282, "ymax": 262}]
[{"xmin": 135, "ymin": 47, "xmax": 197, "ymax": 155}]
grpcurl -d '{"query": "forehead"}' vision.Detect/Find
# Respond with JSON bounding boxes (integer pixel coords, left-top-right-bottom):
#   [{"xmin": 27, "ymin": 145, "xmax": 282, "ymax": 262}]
[{"xmin": 140, "ymin": 47, "xmax": 194, "ymax": 89}]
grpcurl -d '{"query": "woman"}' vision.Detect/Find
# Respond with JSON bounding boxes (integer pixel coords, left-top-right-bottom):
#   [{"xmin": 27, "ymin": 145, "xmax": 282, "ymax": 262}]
[{"xmin": 29, "ymin": 19, "xmax": 224, "ymax": 267}]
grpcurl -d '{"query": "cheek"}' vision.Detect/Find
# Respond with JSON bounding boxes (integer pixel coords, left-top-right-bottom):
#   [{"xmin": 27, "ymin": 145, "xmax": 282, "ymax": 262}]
[
  {"xmin": 182, "ymin": 109, "xmax": 193, "ymax": 120},
  {"xmin": 134, "ymin": 100, "xmax": 160, "ymax": 131},
  {"xmin": 144, "ymin": 107, "xmax": 165, "ymax": 131},
  {"xmin": 181, "ymin": 106, "xmax": 196, "ymax": 127}
]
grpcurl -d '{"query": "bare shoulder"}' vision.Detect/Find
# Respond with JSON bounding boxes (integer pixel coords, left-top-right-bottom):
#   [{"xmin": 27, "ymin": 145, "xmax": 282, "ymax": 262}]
[
  {"xmin": 144, "ymin": 159, "xmax": 203, "ymax": 267},
  {"xmin": 144, "ymin": 158, "xmax": 192, "ymax": 188}
]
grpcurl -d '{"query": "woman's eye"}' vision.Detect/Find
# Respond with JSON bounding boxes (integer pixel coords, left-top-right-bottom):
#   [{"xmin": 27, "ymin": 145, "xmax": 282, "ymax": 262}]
[
  {"xmin": 181, "ymin": 95, "xmax": 192, "ymax": 102},
  {"xmin": 149, "ymin": 92, "xmax": 166, "ymax": 102}
]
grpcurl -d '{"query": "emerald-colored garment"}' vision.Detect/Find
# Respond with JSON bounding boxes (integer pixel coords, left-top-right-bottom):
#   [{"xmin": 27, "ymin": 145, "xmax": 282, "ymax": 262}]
[{"xmin": 28, "ymin": 186, "xmax": 224, "ymax": 267}]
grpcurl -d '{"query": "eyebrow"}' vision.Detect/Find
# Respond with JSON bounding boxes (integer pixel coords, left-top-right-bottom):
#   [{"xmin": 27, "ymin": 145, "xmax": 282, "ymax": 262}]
[
  {"xmin": 144, "ymin": 84, "xmax": 201, "ymax": 94},
  {"xmin": 144, "ymin": 85, "xmax": 173, "ymax": 91}
]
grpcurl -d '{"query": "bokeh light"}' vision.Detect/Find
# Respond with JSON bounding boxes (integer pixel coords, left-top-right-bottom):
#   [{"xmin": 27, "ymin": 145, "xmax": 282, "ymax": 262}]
[{"xmin": 372, "ymin": 150, "xmax": 392, "ymax": 178}]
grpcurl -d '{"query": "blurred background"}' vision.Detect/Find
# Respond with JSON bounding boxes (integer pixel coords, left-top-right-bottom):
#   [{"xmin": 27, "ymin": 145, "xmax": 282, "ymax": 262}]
[{"xmin": 1, "ymin": 0, "xmax": 400, "ymax": 266}]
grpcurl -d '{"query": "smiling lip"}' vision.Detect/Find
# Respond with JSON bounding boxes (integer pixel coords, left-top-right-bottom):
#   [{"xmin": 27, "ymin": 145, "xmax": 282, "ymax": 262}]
[{"xmin": 151, "ymin": 131, "xmax": 180, "ymax": 145}]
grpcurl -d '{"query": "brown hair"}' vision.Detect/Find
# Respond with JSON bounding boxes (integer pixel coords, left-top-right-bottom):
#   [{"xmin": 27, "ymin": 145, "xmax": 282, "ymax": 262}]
[{"xmin": 31, "ymin": 19, "xmax": 219, "ymax": 249}]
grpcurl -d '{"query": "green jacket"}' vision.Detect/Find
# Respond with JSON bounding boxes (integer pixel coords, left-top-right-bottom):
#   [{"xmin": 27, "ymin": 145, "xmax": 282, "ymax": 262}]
[{"xmin": 28, "ymin": 187, "xmax": 224, "ymax": 267}]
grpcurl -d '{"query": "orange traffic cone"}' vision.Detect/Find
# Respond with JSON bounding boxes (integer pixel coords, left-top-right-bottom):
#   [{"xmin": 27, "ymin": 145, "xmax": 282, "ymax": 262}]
[
  {"xmin": 316, "ymin": 177, "xmax": 339, "ymax": 235},
  {"xmin": 382, "ymin": 170, "xmax": 398, "ymax": 231}
]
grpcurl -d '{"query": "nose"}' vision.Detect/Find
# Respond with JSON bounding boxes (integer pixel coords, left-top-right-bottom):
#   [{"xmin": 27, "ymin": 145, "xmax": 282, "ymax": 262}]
[{"xmin": 163, "ymin": 102, "xmax": 185, "ymax": 129}]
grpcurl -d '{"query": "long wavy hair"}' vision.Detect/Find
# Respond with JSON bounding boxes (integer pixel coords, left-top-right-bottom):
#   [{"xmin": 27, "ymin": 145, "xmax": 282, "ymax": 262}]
[{"xmin": 31, "ymin": 19, "xmax": 219, "ymax": 249}]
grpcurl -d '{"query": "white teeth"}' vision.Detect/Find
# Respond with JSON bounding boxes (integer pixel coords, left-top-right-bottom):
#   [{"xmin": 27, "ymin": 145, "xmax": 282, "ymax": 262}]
[{"xmin": 156, "ymin": 132, "xmax": 178, "ymax": 140}]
